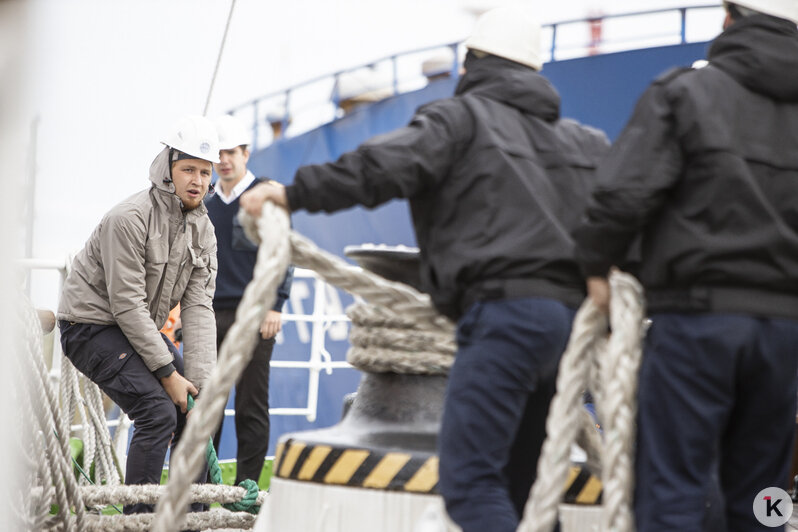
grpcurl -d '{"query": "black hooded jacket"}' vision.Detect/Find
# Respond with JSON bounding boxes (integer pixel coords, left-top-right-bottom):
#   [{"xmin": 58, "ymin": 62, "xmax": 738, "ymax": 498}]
[
  {"xmin": 285, "ymin": 55, "xmax": 609, "ymax": 319},
  {"xmin": 573, "ymin": 15, "xmax": 798, "ymax": 319}
]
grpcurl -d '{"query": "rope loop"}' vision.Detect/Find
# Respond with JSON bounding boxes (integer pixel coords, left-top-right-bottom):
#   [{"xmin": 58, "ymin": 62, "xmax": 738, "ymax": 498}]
[{"xmin": 519, "ymin": 270, "xmax": 646, "ymax": 532}]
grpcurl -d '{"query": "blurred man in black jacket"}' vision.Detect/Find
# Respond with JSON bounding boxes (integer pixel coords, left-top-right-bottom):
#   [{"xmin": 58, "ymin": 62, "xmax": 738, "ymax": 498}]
[
  {"xmin": 573, "ymin": 2, "xmax": 798, "ymax": 530},
  {"xmin": 242, "ymin": 6, "xmax": 609, "ymax": 531}
]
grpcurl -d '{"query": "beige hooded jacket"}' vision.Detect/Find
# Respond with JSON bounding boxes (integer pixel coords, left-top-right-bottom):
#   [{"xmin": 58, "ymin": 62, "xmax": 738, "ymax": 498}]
[{"xmin": 58, "ymin": 148, "xmax": 217, "ymax": 390}]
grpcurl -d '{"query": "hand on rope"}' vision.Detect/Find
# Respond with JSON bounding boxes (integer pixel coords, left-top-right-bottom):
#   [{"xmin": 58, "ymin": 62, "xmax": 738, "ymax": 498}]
[
  {"xmin": 240, "ymin": 180, "xmax": 288, "ymax": 216},
  {"xmin": 161, "ymin": 372, "xmax": 198, "ymax": 414},
  {"xmin": 186, "ymin": 395, "xmax": 261, "ymax": 514},
  {"xmin": 587, "ymin": 275, "xmax": 611, "ymax": 314}
]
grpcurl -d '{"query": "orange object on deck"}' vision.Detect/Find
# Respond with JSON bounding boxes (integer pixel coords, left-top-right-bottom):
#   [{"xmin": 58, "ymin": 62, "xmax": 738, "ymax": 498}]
[{"xmin": 161, "ymin": 304, "xmax": 181, "ymax": 349}]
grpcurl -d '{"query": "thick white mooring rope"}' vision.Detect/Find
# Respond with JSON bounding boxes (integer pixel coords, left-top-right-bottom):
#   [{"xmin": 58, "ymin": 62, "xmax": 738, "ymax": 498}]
[
  {"xmin": 346, "ymin": 301, "xmax": 455, "ymax": 374},
  {"xmin": 59, "ymin": 357, "xmax": 122, "ymax": 490},
  {"xmin": 519, "ymin": 271, "xmax": 646, "ymax": 532},
  {"xmin": 87, "ymin": 508, "xmax": 256, "ymax": 531},
  {"xmin": 152, "ymin": 202, "xmax": 291, "ymax": 532},
  {"xmin": 83, "ymin": 372, "xmax": 123, "ymax": 485},
  {"xmin": 80, "ymin": 483, "xmax": 268, "ymax": 507},
  {"xmin": 268, "ymin": 217, "xmax": 456, "ymax": 375},
  {"xmin": 596, "ymin": 274, "xmax": 646, "ymax": 531},
  {"xmin": 16, "ymin": 294, "xmax": 87, "ymax": 531},
  {"xmin": 60, "ymin": 359, "xmax": 95, "ymax": 486},
  {"xmin": 287, "ymin": 232, "xmax": 450, "ymax": 331}
]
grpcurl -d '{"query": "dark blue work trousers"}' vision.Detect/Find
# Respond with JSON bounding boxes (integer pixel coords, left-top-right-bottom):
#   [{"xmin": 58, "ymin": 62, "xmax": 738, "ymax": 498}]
[
  {"xmin": 59, "ymin": 321, "xmax": 208, "ymax": 515},
  {"xmin": 438, "ymin": 297, "xmax": 575, "ymax": 532},
  {"xmin": 635, "ymin": 313, "xmax": 798, "ymax": 531}
]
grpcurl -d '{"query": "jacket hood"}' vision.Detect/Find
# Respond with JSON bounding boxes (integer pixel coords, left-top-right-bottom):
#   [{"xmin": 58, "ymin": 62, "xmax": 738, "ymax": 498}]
[
  {"xmin": 150, "ymin": 147, "xmax": 176, "ymax": 192},
  {"xmin": 455, "ymin": 53, "xmax": 561, "ymax": 121},
  {"xmin": 709, "ymin": 14, "xmax": 798, "ymax": 101}
]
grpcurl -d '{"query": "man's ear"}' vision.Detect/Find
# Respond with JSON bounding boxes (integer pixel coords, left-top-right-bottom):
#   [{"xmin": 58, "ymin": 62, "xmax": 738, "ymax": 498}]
[{"xmin": 723, "ymin": 11, "xmax": 734, "ymax": 29}]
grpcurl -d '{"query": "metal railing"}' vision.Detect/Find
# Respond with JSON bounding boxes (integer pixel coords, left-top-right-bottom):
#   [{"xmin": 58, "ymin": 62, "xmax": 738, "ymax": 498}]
[
  {"xmin": 224, "ymin": 267, "xmax": 354, "ymax": 423},
  {"xmin": 228, "ymin": 3, "xmax": 722, "ymax": 151}
]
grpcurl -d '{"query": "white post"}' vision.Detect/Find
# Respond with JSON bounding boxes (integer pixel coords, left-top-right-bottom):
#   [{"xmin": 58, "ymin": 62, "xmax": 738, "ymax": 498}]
[{"xmin": 305, "ymin": 275, "xmax": 328, "ymax": 422}]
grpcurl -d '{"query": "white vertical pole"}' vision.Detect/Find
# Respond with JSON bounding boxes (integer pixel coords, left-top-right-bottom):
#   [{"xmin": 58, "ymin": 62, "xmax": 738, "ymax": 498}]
[{"xmin": 305, "ymin": 275, "xmax": 328, "ymax": 422}]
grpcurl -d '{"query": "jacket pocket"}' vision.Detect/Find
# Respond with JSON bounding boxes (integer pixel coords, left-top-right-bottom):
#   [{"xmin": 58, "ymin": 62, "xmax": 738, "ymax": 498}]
[
  {"xmin": 145, "ymin": 237, "xmax": 169, "ymax": 263},
  {"xmin": 144, "ymin": 237, "xmax": 169, "ymax": 296},
  {"xmin": 68, "ymin": 341, "xmax": 134, "ymax": 387},
  {"xmin": 91, "ymin": 348, "xmax": 134, "ymax": 385}
]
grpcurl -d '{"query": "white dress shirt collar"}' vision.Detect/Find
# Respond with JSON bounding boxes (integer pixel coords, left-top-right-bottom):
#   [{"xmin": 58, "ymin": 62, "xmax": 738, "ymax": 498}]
[{"xmin": 216, "ymin": 170, "xmax": 256, "ymax": 205}]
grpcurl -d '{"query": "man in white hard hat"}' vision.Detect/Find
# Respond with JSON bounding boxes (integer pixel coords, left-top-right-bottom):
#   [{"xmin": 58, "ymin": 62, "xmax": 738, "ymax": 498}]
[
  {"xmin": 240, "ymin": 6, "xmax": 609, "ymax": 531},
  {"xmin": 573, "ymin": 1, "xmax": 798, "ymax": 529},
  {"xmin": 57, "ymin": 115, "xmax": 219, "ymax": 514},
  {"xmin": 205, "ymin": 114, "xmax": 293, "ymax": 485}
]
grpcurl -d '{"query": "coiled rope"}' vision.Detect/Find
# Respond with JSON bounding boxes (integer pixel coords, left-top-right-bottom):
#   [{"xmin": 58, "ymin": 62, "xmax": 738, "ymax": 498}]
[
  {"xmin": 286, "ymin": 231, "xmax": 456, "ymax": 375},
  {"xmin": 82, "ymin": 507, "xmax": 257, "ymax": 531}
]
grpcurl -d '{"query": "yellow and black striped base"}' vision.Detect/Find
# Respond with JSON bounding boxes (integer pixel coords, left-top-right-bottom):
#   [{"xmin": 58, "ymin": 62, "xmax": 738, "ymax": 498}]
[
  {"xmin": 275, "ymin": 437, "xmax": 602, "ymax": 504},
  {"xmin": 274, "ymin": 438, "xmax": 439, "ymax": 493},
  {"xmin": 563, "ymin": 465, "xmax": 602, "ymax": 504}
]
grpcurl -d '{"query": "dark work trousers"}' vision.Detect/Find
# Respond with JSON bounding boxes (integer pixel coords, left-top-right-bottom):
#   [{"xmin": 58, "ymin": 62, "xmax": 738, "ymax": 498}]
[
  {"xmin": 438, "ymin": 297, "xmax": 576, "ymax": 532},
  {"xmin": 211, "ymin": 307, "xmax": 275, "ymax": 485},
  {"xmin": 58, "ymin": 321, "xmax": 209, "ymax": 515},
  {"xmin": 635, "ymin": 313, "xmax": 798, "ymax": 532}
]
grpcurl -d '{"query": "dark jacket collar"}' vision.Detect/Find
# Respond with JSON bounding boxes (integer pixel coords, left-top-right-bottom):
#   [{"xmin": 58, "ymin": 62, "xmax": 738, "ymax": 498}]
[
  {"xmin": 455, "ymin": 54, "xmax": 561, "ymax": 121},
  {"xmin": 709, "ymin": 14, "xmax": 798, "ymax": 101}
]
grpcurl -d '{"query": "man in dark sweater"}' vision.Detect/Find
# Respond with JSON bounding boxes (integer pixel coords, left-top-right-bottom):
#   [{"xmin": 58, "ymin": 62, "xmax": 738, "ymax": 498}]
[
  {"xmin": 573, "ymin": 1, "xmax": 798, "ymax": 530},
  {"xmin": 206, "ymin": 114, "xmax": 294, "ymax": 485},
  {"xmin": 239, "ymin": 6, "xmax": 609, "ymax": 531}
]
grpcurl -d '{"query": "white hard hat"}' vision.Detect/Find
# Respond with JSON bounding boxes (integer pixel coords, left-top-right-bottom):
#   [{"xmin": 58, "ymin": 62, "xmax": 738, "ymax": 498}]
[
  {"xmin": 161, "ymin": 114, "xmax": 220, "ymax": 164},
  {"xmin": 729, "ymin": 0, "xmax": 798, "ymax": 23},
  {"xmin": 464, "ymin": 5, "xmax": 543, "ymax": 70},
  {"xmin": 214, "ymin": 114, "xmax": 251, "ymax": 150}
]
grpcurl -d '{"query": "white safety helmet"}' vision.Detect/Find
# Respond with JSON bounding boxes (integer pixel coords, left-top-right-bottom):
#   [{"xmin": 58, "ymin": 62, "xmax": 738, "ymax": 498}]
[
  {"xmin": 728, "ymin": 0, "xmax": 798, "ymax": 23},
  {"xmin": 214, "ymin": 114, "xmax": 251, "ymax": 151},
  {"xmin": 464, "ymin": 5, "xmax": 544, "ymax": 71},
  {"xmin": 161, "ymin": 114, "xmax": 220, "ymax": 164}
]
